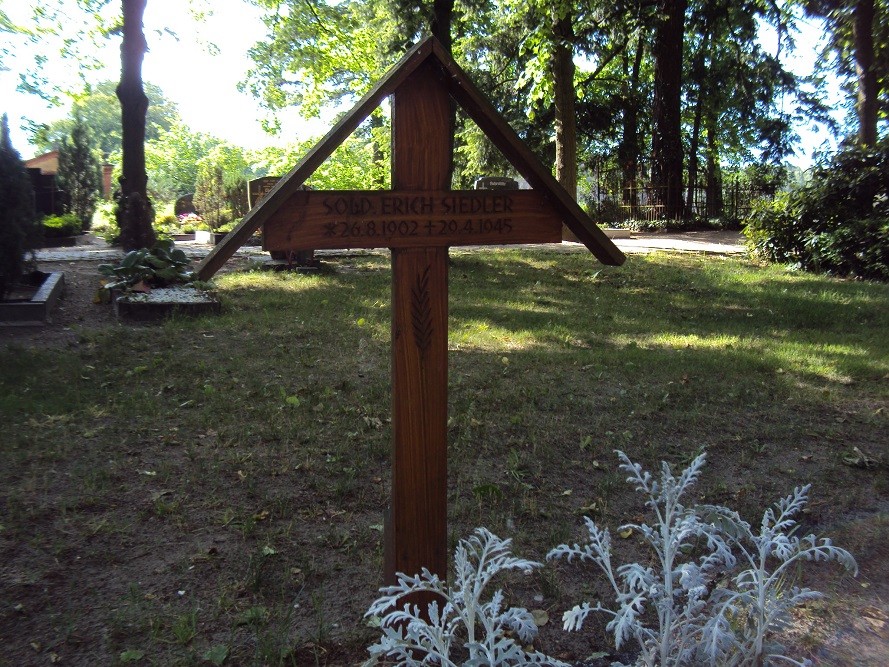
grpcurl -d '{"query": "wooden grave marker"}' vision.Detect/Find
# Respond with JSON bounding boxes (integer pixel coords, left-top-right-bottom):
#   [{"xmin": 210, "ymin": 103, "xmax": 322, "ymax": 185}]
[{"xmin": 196, "ymin": 37, "xmax": 625, "ymax": 590}]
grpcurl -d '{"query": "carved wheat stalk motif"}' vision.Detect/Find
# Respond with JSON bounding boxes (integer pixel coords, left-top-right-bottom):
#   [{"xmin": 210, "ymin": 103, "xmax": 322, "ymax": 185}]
[{"xmin": 411, "ymin": 265, "xmax": 433, "ymax": 354}]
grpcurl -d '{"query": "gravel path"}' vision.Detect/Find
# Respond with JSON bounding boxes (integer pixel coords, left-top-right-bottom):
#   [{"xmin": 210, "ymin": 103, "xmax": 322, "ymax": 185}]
[{"xmin": 33, "ymin": 230, "xmax": 746, "ymax": 263}]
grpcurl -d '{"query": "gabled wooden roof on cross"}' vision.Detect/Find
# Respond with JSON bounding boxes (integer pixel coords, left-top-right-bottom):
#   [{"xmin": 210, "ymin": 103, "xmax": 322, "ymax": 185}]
[
  {"xmin": 197, "ymin": 36, "xmax": 625, "ymax": 600},
  {"xmin": 196, "ymin": 36, "xmax": 624, "ymax": 280}
]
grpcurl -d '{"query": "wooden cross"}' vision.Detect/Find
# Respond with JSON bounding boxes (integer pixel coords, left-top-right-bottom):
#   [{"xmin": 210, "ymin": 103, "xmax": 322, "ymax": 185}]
[{"xmin": 196, "ymin": 37, "xmax": 625, "ymax": 588}]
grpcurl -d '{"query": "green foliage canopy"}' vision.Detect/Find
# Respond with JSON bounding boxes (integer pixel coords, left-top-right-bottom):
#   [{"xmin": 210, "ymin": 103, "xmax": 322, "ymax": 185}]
[
  {"xmin": 144, "ymin": 120, "xmax": 221, "ymax": 201},
  {"xmin": 802, "ymin": 0, "xmax": 888, "ymax": 142},
  {"xmin": 244, "ymin": 0, "xmax": 396, "ymax": 125},
  {"xmin": 30, "ymin": 81, "xmax": 178, "ymax": 159}
]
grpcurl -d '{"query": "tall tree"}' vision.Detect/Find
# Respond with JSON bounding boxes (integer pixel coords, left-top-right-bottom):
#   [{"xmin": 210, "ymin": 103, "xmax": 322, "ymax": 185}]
[
  {"xmin": 681, "ymin": 0, "xmax": 800, "ymax": 216},
  {"xmin": 512, "ymin": 0, "xmax": 663, "ymax": 203},
  {"xmin": 387, "ymin": 0, "xmax": 459, "ymax": 184},
  {"xmin": 116, "ymin": 0, "xmax": 155, "ymax": 250},
  {"xmin": 853, "ymin": 0, "xmax": 878, "ymax": 144},
  {"xmin": 805, "ymin": 0, "xmax": 887, "ymax": 146},
  {"xmin": 552, "ymin": 7, "xmax": 577, "ymax": 197},
  {"xmin": 246, "ymin": 3, "xmax": 392, "ymax": 125},
  {"xmin": 193, "ymin": 161, "xmax": 227, "ymax": 231},
  {"xmin": 144, "ymin": 120, "xmax": 220, "ymax": 201},
  {"xmin": 388, "ymin": 0, "xmax": 455, "ymax": 51},
  {"xmin": 511, "ymin": 0, "xmax": 599, "ymax": 196},
  {"xmin": 56, "ymin": 109, "xmax": 102, "ymax": 228},
  {"xmin": 650, "ymin": 0, "xmax": 687, "ymax": 219},
  {"xmin": 0, "ymin": 113, "xmax": 37, "ymax": 298},
  {"xmin": 193, "ymin": 143, "xmax": 251, "ymax": 228},
  {"xmin": 617, "ymin": 33, "xmax": 648, "ymax": 215},
  {"xmin": 449, "ymin": 8, "xmax": 542, "ymax": 186}
]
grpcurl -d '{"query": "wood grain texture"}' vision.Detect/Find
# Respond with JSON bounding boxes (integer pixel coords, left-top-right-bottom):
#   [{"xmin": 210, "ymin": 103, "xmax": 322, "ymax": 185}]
[
  {"xmin": 427, "ymin": 39, "xmax": 625, "ymax": 266},
  {"xmin": 393, "ymin": 61, "xmax": 451, "ymax": 191},
  {"xmin": 261, "ymin": 190, "xmax": 562, "ymax": 251},
  {"xmin": 386, "ymin": 65, "xmax": 451, "ymax": 588},
  {"xmin": 389, "ymin": 247, "xmax": 449, "ymax": 584},
  {"xmin": 195, "ymin": 39, "xmax": 437, "ymax": 280}
]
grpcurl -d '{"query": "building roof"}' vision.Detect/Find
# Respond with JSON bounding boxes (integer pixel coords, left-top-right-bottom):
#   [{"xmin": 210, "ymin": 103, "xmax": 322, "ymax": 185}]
[{"xmin": 24, "ymin": 150, "xmax": 60, "ymax": 175}]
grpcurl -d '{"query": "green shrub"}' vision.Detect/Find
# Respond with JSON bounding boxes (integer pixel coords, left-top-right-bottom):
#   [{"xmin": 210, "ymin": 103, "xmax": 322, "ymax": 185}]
[
  {"xmin": 177, "ymin": 213, "xmax": 205, "ymax": 233},
  {"xmin": 743, "ymin": 140, "xmax": 889, "ymax": 281},
  {"xmin": 41, "ymin": 213, "xmax": 83, "ymax": 238},
  {"xmin": 586, "ymin": 198, "xmax": 625, "ymax": 226},
  {"xmin": 98, "ymin": 239, "xmax": 195, "ymax": 293},
  {"xmin": 153, "ymin": 213, "xmax": 180, "ymax": 237},
  {"xmin": 90, "ymin": 200, "xmax": 119, "ymax": 243},
  {"xmin": 225, "ymin": 176, "xmax": 249, "ymax": 221},
  {"xmin": 156, "ymin": 213, "xmax": 178, "ymax": 227},
  {"xmin": 193, "ymin": 163, "xmax": 227, "ymax": 231}
]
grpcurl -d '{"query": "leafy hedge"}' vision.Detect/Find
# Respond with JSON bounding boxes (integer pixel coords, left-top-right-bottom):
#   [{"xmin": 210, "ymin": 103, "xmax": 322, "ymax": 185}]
[
  {"xmin": 41, "ymin": 213, "xmax": 83, "ymax": 238},
  {"xmin": 744, "ymin": 139, "xmax": 889, "ymax": 281}
]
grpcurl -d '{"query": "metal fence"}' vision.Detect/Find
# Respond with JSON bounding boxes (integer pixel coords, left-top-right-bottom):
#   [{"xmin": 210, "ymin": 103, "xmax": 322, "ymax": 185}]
[
  {"xmin": 585, "ymin": 182, "xmax": 769, "ymax": 224},
  {"xmin": 579, "ymin": 165, "xmax": 770, "ymax": 224}
]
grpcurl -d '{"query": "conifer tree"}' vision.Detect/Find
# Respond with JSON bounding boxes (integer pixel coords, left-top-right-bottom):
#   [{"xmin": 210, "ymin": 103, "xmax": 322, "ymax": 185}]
[
  {"xmin": 193, "ymin": 162, "xmax": 227, "ymax": 232},
  {"xmin": 0, "ymin": 113, "xmax": 37, "ymax": 298},
  {"xmin": 57, "ymin": 110, "xmax": 101, "ymax": 230}
]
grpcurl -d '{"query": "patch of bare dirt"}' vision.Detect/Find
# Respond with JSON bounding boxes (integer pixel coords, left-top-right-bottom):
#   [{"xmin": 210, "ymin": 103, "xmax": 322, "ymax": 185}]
[
  {"xmin": 788, "ymin": 503, "xmax": 889, "ymax": 665},
  {"xmin": 0, "ymin": 259, "xmax": 118, "ymax": 348}
]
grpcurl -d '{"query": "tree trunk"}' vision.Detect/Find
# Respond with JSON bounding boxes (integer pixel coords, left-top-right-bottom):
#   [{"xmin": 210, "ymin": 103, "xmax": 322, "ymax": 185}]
[
  {"xmin": 854, "ymin": 0, "xmax": 877, "ymax": 146},
  {"xmin": 553, "ymin": 13, "xmax": 577, "ymax": 199},
  {"xmin": 430, "ymin": 0, "xmax": 453, "ymax": 54},
  {"xmin": 704, "ymin": 108, "xmax": 722, "ymax": 218},
  {"xmin": 685, "ymin": 32, "xmax": 709, "ymax": 216},
  {"xmin": 619, "ymin": 36, "xmax": 645, "ymax": 216},
  {"xmin": 116, "ymin": 0, "xmax": 155, "ymax": 250},
  {"xmin": 431, "ymin": 0, "xmax": 456, "ymax": 187},
  {"xmin": 686, "ymin": 91, "xmax": 703, "ymax": 215},
  {"xmin": 651, "ymin": 0, "xmax": 686, "ymax": 220},
  {"xmin": 370, "ymin": 111, "xmax": 387, "ymax": 189}
]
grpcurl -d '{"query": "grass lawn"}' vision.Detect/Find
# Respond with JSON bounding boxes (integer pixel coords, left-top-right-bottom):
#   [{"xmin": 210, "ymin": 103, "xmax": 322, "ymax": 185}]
[{"xmin": 1, "ymin": 248, "xmax": 887, "ymax": 665}]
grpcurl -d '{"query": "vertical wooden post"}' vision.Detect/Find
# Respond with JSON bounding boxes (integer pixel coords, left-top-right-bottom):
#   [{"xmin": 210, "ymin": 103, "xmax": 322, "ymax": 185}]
[
  {"xmin": 389, "ymin": 247, "xmax": 449, "ymax": 581},
  {"xmin": 386, "ymin": 62, "xmax": 452, "ymax": 587}
]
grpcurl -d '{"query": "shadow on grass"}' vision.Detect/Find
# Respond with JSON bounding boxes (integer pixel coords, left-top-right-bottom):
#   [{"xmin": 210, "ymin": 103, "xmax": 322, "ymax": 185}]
[{"xmin": 0, "ymin": 249, "xmax": 886, "ymax": 665}]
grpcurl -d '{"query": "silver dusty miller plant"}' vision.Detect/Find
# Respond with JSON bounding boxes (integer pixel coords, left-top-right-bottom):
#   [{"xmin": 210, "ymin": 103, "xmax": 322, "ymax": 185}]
[
  {"xmin": 364, "ymin": 527, "xmax": 567, "ymax": 666},
  {"xmin": 548, "ymin": 451, "xmax": 857, "ymax": 667}
]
